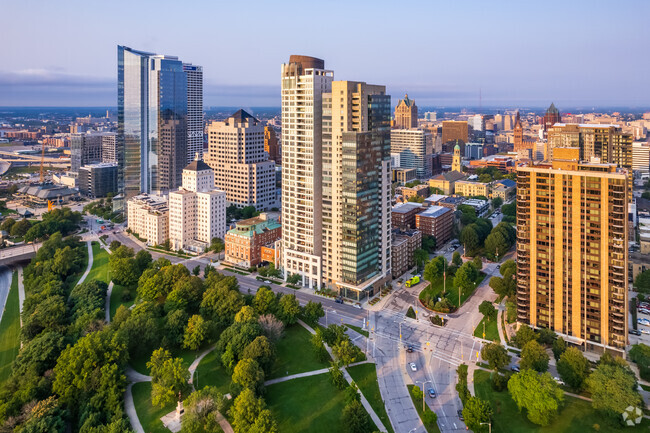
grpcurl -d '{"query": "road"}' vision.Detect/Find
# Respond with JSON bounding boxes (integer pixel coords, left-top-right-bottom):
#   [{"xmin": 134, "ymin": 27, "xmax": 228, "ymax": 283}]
[{"xmin": 0, "ymin": 265, "xmax": 13, "ymax": 324}]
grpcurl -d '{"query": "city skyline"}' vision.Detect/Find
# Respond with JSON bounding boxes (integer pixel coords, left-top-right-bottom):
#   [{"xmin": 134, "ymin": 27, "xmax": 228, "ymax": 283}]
[{"xmin": 1, "ymin": 0, "xmax": 649, "ymax": 107}]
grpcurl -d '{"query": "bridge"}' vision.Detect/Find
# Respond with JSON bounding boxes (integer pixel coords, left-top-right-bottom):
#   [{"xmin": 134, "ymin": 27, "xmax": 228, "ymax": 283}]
[{"xmin": 0, "ymin": 243, "xmax": 42, "ymax": 266}]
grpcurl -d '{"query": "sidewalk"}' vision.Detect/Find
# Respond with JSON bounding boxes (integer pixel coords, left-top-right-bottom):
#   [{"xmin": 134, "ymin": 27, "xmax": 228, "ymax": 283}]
[{"xmin": 76, "ymin": 241, "xmax": 93, "ymax": 286}]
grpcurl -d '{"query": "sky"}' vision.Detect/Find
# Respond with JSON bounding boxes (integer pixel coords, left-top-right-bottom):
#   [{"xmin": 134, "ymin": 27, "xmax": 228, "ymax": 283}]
[{"xmin": 1, "ymin": 0, "xmax": 649, "ymax": 108}]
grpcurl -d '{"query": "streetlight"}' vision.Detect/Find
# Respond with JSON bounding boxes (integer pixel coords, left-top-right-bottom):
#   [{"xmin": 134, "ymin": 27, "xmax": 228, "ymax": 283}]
[
  {"xmin": 415, "ymin": 380, "xmax": 432, "ymax": 413},
  {"xmin": 480, "ymin": 422, "xmax": 492, "ymax": 433}
]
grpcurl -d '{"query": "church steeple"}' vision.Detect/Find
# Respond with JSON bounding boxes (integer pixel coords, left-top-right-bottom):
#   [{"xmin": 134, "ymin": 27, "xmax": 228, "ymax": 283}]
[{"xmin": 452, "ymin": 143, "xmax": 462, "ymax": 172}]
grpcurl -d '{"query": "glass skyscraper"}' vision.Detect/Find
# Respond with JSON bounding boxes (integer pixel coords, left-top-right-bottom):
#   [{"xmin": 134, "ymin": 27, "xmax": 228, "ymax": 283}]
[{"xmin": 118, "ymin": 46, "xmax": 197, "ymax": 199}]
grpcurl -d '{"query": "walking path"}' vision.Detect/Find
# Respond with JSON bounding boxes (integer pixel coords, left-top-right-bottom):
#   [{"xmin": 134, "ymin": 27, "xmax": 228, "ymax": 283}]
[
  {"xmin": 298, "ymin": 319, "xmax": 389, "ymax": 433},
  {"xmin": 76, "ymin": 241, "xmax": 93, "ymax": 286},
  {"xmin": 125, "ymin": 383, "xmax": 145, "ymax": 433},
  {"xmin": 188, "ymin": 344, "xmax": 216, "ymax": 388},
  {"xmin": 17, "ymin": 266, "xmax": 24, "ymax": 325},
  {"xmin": 105, "ymin": 282, "xmax": 113, "ymax": 323}
]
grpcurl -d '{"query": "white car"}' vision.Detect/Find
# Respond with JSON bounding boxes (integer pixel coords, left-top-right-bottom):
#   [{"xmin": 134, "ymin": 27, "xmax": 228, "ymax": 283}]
[
  {"xmin": 642, "ymin": 329, "xmax": 650, "ymax": 335},
  {"xmin": 409, "ymin": 362, "xmax": 417, "ymax": 372},
  {"xmin": 553, "ymin": 377, "xmax": 565, "ymax": 386}
]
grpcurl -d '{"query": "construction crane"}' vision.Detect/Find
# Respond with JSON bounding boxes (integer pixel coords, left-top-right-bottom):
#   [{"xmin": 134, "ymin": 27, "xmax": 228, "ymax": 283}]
[{"xmin": 39, "ymin": 141, "xmax": 45, "ymax": 184}]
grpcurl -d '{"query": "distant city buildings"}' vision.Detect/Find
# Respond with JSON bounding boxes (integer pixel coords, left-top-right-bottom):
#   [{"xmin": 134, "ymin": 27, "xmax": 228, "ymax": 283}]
[
  {"xmin": 206, "ymin": 110, "xmax": 276, "ymax": 210},
  {"xmin": 541, "ymin": 102, "xmax": 562, "ymax": 135},
  {"xmin": 441, "ymin": 120, "xmax": 468, "ymax": 152},
  {"xmin": 390, "ymin": 129, "xmax": 432, "ymax": 178},
  {"xmin": 70, "ymin": 132, "xmax": 111, "ymax": 172},
  {"xmin": 264, "ymin": 126, "xmax": 281, "ymax": 165},
  {"xmin": 168, "ymin": 157, "xmax": 226, "ymax": 252},
  {"xmin": 633, "ymin": 141, "xmax": 650, "ymax": 178},
  {"xmin": 516, "ymin": 150, "xmax": 628, "ymax": 353},
  {"xmin": 184, "ymin": 64, "xmax": 204, "ymax": 163},
  {"xmin": 394, "ymin": 94, "xmax": 418, "ymax": 129}
]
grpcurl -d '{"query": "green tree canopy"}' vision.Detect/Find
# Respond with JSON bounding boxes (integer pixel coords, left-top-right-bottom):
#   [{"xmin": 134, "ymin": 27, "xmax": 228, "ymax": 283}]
[
  {"xmin": 478, "ymin": 300, "xmax": 497, "ymax": 321},
  {"xmin": 147, "ymin": 348, "xmax": 190, "ymax": 408},
  {"xmin": 520, "ymin": 340, "xmax": 549, "ymax": 372},
  {"xmin": 508, "ymin": 370, "xmax": 564, "ymax": 426},
  {"xmin": 557, "ymin": 347, "xmax": 590, "ymax": 391},
  {"xmin": 232, "ymin": 358, "xmax": 265, "ymax": 395},
  {"xmin": 481, "ymin": 343, "xmax": 510, "ymax": 370},
  {"xmin": 462, "ymin": 397, "xmax": 493, "ymax": 433},
  {"xmin": 587, "ymin": 363, "xmax": 642, "ymax": 418}
]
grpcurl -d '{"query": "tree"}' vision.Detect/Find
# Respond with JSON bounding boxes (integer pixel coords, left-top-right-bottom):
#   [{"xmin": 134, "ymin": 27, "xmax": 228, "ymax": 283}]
[
  {"xmin": 134, "ymin": 249, "xmax": 153, "ymax": 273},
  {"xmin": 537, "ymin": 327, "xmax": 556, "ymax": 346},
  {"xmin": 258, "ymin": 314, "xmax": 284, "ymax": 342},
  {"xmin": 232, "ymin": 358, "xmax": 265, "ymax": 395},
  {"xmin": 413, "ymin": 248, "xmax": 429, "ymax": 272},
  {"xmin": 109, "ymin": 240, "xmax": 121, "ymax": 251},
  {"xmin": 1, "ymin": 217, "xmax": 16, "ymax": 232},
  {"xmin": 181, "ymin": 386, "xmax": 225, "ymax": 433},
  {"xmin": 230, "ymin": 388, "xmax": 277, "ymax": 433},
  {"xmin": 423, "ymin": 255, "xmax": 447, "ymax": 283},
  {"xmin": 421, "ymin": 235, "xmax": 437, "ymax": 253},
  {"xmin": 109, "ymin": 255, "xmax": 139, "ymax": 287},
  {"xmin": 520, "ymin": 340, "xmax": 549, "ymax": 372},
  {"xmin": 235, "ymin": 305, "xmax": 257, "ymax": 324},
  {"xmin": 210, "ymin": 237, "xmax": 225, "ymax": 254},
  {"xmin": 557, "ymin": 347, "xmax": 589, "ymax": 391},
  {"xmin": 241, "ymin": 335, "xmax": 276, "ymax": 374},
  {"xmin": 462, "ymin": 397, "xmax": 493, "ymax": 433},
  {"xmin": 481, "ymin": 343, "xmax": 510, "ymax": 370},
  {"xmin": 492, "ymin": 197, "xmax": 503, "ymax": 209},
  {"xmin": 408, "ymin": 195, "xmax": 425, "ymax": 203},
  {"xmin": 10, "ymin": 218, "xmax": 31, "ymax": 237},
  {"xmin": 253, "ymin": 286, "xmax": 277, "ymax": 315},
  {"xmin": 20, "ymin": 396, "xmax": 67, "ymax": 433},
  {"xmin": 502, "ymin": 202, "xmax": 516, "ymax": 217},
  {"xmin": 587, "ymin": 363, "xmax": 642, "ymax": 418},
  {"xmin": 301, "ymin": 301, "xmax": 324, "ymax": 326},
  {"xmin": 478, "ymin": 300, "xmax": 497, "ymax": 321},
  {"xmin": 332, "ymin": 339, "xmax": 359, "ymax": 366},
  {"xmin": 329, "ymin": 363, "xmax": 347, "ymax": 390},
  {"xmin": 148, "ymin": 348, "xmax": 190, "ymax": 408},
  {"xmin": 460, "ymin": 225, "xmax": 479, "ymax": 252},
  {"xmin": 278, "ymin": 293, "xmax": 301, "ymax": 325},
  {"xmin": 341, "ymin": 399, "xmax": 371, "ymax": 433},
  {"xmin": 453, "ymin": 263, "xmax": 475, "ymax": 295},
  {"xmin": 513, "ymin": 325, "xmax": 537, "ymax": 348},
  {"xmin": 635, "ymin": 270, "xmax": 650, "ymax": 293},
  {"xmin": 286, "ymin": 273, "xmax": 301, "ymax": 285},
  {"xmin": 552, "ymin": 337, "xmax": 567, "ymax": 361},
  {"xmin": 508, "ymin": 370, "xmax": 564, "ymax": 426},
  {"xmin": 183, "ymin": 315, "xmax": 209, "ymax": 350},
  {"xmin": 472, "ymin": 256, "xmax": 483, "ymax": 271},
  {"xmin": 484, "ymin": 231, "xmax": 509, "ymax": 261}
]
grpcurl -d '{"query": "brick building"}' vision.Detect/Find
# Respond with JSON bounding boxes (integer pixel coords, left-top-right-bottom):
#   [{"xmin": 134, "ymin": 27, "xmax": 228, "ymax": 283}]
[
  {"xmin": 225, "ymin": 213, "xmax": 282, "ymax": 267},
  {"xmin": 391, "ymin": 229, "xmax": 422, "ymax": 278},
  {"xmin": 415, "ymin": 205, "xmax": 453, "ymax": 243},
  {"xmin": 391, "ymin": 203, "xmax": 424, "ymax": 230}
]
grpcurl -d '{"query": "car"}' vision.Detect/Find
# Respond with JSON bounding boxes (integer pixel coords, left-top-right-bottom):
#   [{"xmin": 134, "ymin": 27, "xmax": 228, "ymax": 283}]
[
  {"xmin": 457, "ymin": 409, "xmax": 464, "ymax": 420},
  {"xmin": 264, "ymin": 280, "xmax": 271, "ymax": 284},
  {"xmin": 642, "ymin": 329, "xmax": 650, "ymax": 335},
  {"xmin": 630, "ymin": 329, "xmax": 642, "ymax": 336},
  {"xmin": 553, "ymin": 377, "xmax": 565, "ymax": 386},
  {"xmin": 353, "ymin": 304, "xmax": 361, "ymax": 309},
  {"xmin": 406, "ymin": 344, "xmax": 414, "ymax": 353},
  {"xmin": 428, "ymin": 388, "xmax": 436, "ymax": 398},
  {"xmin": 497, "ymin": 264, "xmax": 501, "ymax": 269},
  {"xmin": 409, "ymin": 362, "xmax": 417, "ymax": 372},
  {"xmin": 511, "ymin": 365, "xmax": 520, "ymax": 372},
  {"xmin": 335, "ymin": 297, "xmax": 343, "ymax": 304}
]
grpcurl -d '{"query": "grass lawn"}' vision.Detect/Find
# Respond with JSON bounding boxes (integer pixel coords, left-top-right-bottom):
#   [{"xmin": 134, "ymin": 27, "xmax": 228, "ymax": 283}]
[
  {"xmin": 68, "ymin": 244, "xmax": 89, "ymax": 289},
  {"xmin": 86, "ymin": 242, "xmax": 110, "ymax": 285},
  {"xmin": 347, "ymin": 363, "xmax": 394, "ymax": 433},
  {"xmin": 473, "ymin": 369, "xmax": 650, "ymax": 433},
  {"xmin": 266, "ymin": 373, "xmax": 377, "ymax": 433},
  {"xmin": 473, "ymin": 316, "xmax": 499, "ymax": 342},
  {"xmin": 109, "ymin": 284, "xmax": 134, "ymax": 320},
  {"xmin": 267, "ymin": 324, "xmax": 331, "ymax": 379},
  {"xmin": 131, "ymin": 381, "xmax": 174, "ymax": 433},
  {"xmin": 407, "ymin": 385, "xmax": 441, "ymax": 433},
  {"xmin": 193, "ymin": 349, "xmax": 231, "ymax": 395},
  {"xmin": 346, "ymin": 324, "xmax": 369, "ymax": 337},
  {"xmin": 419, "ymin": 272, "xmax": 486, "ymax": 310},
  {"xmin": 0, "ymin": 271, "xmax": 20, "ymax": 384}
]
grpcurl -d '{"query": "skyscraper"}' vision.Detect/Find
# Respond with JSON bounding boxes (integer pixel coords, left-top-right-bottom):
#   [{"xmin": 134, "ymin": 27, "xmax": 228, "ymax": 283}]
[
  {"xmin": 206, "ymin": 110, "xmax": 276, "ymax": 210},
  {"xmin": 390, "ymin": 129, "xmax": 432, "ymax": 178},
  {"xmin": 264, "ymin": 126, "xmax": 281, "ymax": 165},
  {"xmin": 281, "ymin": 55, "xmax": 333, "ymax": 290},
  {"xmin": 542, "ymin": 102, "xmax": 561, "ymax": 135},
  {"xmin": 321, "ymin": 81, "xmax": 392, "ymax": 299},
  {"xmin": 118, "ymin": 46, "xmax": 199, "ymax": 199},
  {"xmin": 516, "ymin": 149, "xmax": 628, "ymax": 353},
  {"xmin": 184, "ymin": 64, "xmax": 204, "ymax": 163},
  {"xmin": 394, "ymin": 94, "xmax": 418, "ymax": 129}
]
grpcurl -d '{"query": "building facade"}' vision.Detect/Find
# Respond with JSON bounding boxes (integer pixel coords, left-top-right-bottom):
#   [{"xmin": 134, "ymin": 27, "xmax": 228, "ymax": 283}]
[
  {"xmin": 207, "ymin": 110, "xmax": 276, "ymax": 210},
  {"xmin": 70, "ymin": 132, "xmax": 106, "ymax": 172},
  {"xmin": 184, "ymin": 63, "xmax": 204, "ymax": 163},
  {"xmin": 78, "ymin": 162, "xmax": 118, "ymax": 198},
  {"xmin": 632, "ymin": 141, "xmax": 650, "ymax": 178},
  {"xmin": 391, "ymin": 229, "xmax": 422, "ymax": 278},
  {"xmin": 390, "ymin": 129, "xmax": 432, "ymax": 178},
  {"xmin": 516, "ymin": 157, "xmax": 628, "ymax": 353},
  {"xmin": 542, "ymin": 102, "xmax": 561, "ymax": 134},
  {"xmin": 415, "ymin": 205, "xmax": 453, "ymax": 244},
  {"xmin": 442, "ymin": 121, "xmax": 468, "ymax": 152},
  {"xmin": 391, "ymin": 202, "xmax": 424, "ymax": 230},
  {"xmin": 168, "ymin": 157, "xmax": 226, "ymax": 252},
  {"xmin": 127, "ymin": 193, "xmax": 169, "ymax": 246},
  {"xmin": 118, "ymin": 46, "xmax": 199, "ymax": 198},
  {"xmin": 454, "ymin": 180, "xmax": 490, "ymax": 197},
  {"xmin": 225, "ymin": 214, "xmax": 282, "ymax": 267},
  {"xmin": 264, "ymin": 126, "xmax": 281, "ymax": 165},
  {"xmin": 394, "ymin": 94, "xmax": 418, "ymax": 129},
  {"xmin": 101, "ymin": 133, "xmax": 118, "ymax": 164}
]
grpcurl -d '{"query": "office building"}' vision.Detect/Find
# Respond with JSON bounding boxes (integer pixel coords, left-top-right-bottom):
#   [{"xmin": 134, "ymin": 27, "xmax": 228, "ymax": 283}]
[
  {"xmin": 70, "ymin": 132, "xmax": 106, "ymax": 172},
  {"xmin": 321, "ymin": 80, "xmax": 392, "ymax": 299},
  {"xmin": 184, "ymin": 64, "xmax": 204, "ymax": 163},
  {"xmin": 127, "ymin": 193, "xmax": 169, "ymax": 246},
  {"xmin": 392, "ymin": 167, "xmax": 417, "ymax": 185},
  {"xmin": 394, "ymin": 94, "xmax": 418, "ymax": 129},
  {"xmin": 454, "ymin": 180, "xmax": 490, "ymax": 197},
  {"xmin": 542, "ymin": 102, "xmax": 561, "ymax": 134},
  {"xmin": 415, "ymin": 205, "xmax": 453, "ymax": 243},
  {"xmin": 168, "ymin": 156, "xmax": 226, "ymax": 252},
  {"xmin": 281, "ymin": 55, "xmax": 333, "ymax": 290},
  {"xmin": 442, "ymin": 121, "xmax": 468, "ymax": 152},
  {"xmin": 391, "ymin": 129, "xmax": 432, "ymax": 178},
  {"xmin": 391, "ymin": 229, "xmax": 422, "ymax": 278},
  {"xmin": 206, "ymin": 110, "xmax": 276, "ymax": 210},
  {"xmin": 118, "ymin": 46, "xmax": 195, "ymax": 198},
  {"xmin": 465, "ymin": 142, "xmax": 484, "ymax": 160},
  {"xmin": 78, "ymin": 162, "xmax": 118, "ymax": 198},
  {"xmin": 424, "ymin": 112, "xmax": 437, "ymax": 121},
  {"xmin": 633, "ymin": 141, "xmax": 650, "ymax": 178},
  {"xmin": 225, "ymin": 213, "xmax": 282, "ymax": 267},
  {"xmin": 516, "ymin": 153, "xmax": 628, "ymax": 353},
  {"xmin": 102, "ymin": 133, "xmax": 118, "ymax": 164},
  {"xmin": 264, "ymin": 126, "xmax": 281, "ymax": 165}
]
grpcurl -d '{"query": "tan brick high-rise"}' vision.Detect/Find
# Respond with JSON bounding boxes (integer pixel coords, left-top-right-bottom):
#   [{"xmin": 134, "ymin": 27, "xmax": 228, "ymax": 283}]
[
  {"xmin": 516, "ymin": 152, "xmax": 628, "ymax": 353},
  {"xmin": 394, "ymin": 94, "xmax": 418, "ymax": 129}
]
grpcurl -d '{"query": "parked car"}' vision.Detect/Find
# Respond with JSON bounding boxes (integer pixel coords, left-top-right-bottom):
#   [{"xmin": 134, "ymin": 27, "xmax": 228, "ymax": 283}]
[
  {"xmin": 457, "ymin": 410, "xmax": 464, "ymax": 421},
  {"xmin": 428, "ymin": 388, "xmax": 436, "ymax": 398},
  {"xmin": 335, "ymin": 297, "xmax": 343, "ymax": 304},
  {"xmin": 630, "ymin": 329, "xmax": 642, "ymax": 336},
  {"xmin": 511, "ymin": 365, "xmax": 520, "ymax": 372},
  {"xmin": 406, "ymin": 345, "xmax": 414, "ymax": 353},
  {"xmin": 554, "ymin": 377, "xmax": 565, "ymax": 386},
  {"xmin": 642, "ymin": 329, "xmax": 650, "ymax": 335},
  {"xmin": 409, "ymin": 362, "xmax": 417, "ymax": 372}
]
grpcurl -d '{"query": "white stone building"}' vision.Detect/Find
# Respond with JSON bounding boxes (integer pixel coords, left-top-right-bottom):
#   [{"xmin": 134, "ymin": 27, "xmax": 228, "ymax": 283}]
[{"xmin": 127, "ymin": 193, "xmax": 169, "ymax": 246}]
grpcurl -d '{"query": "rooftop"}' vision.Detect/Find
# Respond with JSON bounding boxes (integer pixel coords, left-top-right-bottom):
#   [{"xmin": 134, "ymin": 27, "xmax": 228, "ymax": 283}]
[
  {"xmin": 392, "ymin": 202, "xmax": 423, "ymax": 213},
  {"xmin": 228, "ymin": 214, "xmax": 281, "ymax": 238},
  {"xmin": 419, "ymin": 205, "xmax": 451, "ymax": 218}
]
